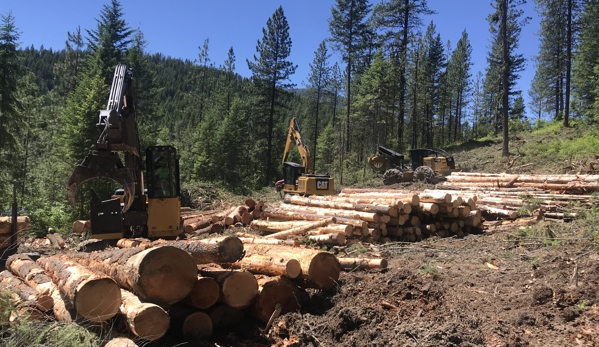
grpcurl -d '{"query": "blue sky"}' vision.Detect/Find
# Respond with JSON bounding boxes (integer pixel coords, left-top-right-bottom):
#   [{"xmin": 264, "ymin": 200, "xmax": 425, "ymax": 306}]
[{"xmin": 1, "ymin": 0, "xmax": 540, "ymax": 115}]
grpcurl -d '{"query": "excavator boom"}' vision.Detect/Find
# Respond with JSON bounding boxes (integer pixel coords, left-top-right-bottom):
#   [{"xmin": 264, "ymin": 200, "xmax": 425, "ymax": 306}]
[{"xmin": 282, "ymin": 117, "xmax": 312, "ymax": 174}]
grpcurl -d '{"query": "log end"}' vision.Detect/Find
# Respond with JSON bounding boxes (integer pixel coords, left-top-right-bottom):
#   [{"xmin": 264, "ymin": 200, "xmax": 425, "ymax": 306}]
[
  {"xmin": 209, "ymin": 304, "xmax": 244, "ymax": 329},
  {"xmin": 136, "ymin": 246, "xmax": 198, "ymax": 305},
  {"xmin": 75, "ymin": 277, "xmax": 121, "ymax": 322},
  {"xmin": 104, "ymin": 337, "xmax": 138, "ymax": 347},
  {"xmin": 221, "ymin": 271, "xmax": 258, "ymax": 308},
  {"xmin": 37, "ymin": 294, "xmax": 54, "ymax": 312},
  {"xmin": 256, "ymin": 278, "xmax": 305, "ymax": 323},
  {"xmin": 285, "ymin": 259, "xmax": 302, "ymax": 279},
  {"xmin": 217, "ymin": 236, "xmax": 245, "ymax": 263},
  {"xmin": 308, "ymin": 253, "xmax": 340, "ymax": 291},
  {"xmin": 131, "ymin": 305, "xmax": 170, "ymax": 341},
  {"xmin": 186, "ymin": 276, "xmax": 220, "ymax": 310},
  {"xmin": 182, "ymin": 311, "xmax": 213, "ymax": 341}
]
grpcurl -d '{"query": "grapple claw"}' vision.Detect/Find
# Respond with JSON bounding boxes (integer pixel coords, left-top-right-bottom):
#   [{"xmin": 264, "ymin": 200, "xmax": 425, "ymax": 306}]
[{"xmin": 67, "ymin": 151, "xmax": 137, "ymax": 213}]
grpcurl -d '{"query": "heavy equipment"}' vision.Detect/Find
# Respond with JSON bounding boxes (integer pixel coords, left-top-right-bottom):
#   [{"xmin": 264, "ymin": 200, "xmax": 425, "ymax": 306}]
[
  {"xmin": 67, "ymin": 64, "xmax": 182, "ymax": 240},
  {"xmin": 275, "ymin": 117, "xmax": 334, "ymax": 196},
  {"xmin": 368, "ymin": 146, "xmax": 460, "ymax": 185}
]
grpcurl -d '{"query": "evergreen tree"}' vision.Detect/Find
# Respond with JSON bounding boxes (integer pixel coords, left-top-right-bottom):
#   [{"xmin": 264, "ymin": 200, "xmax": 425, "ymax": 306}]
[
  {"xmin": 246, "ymin": 6, "xmax": 297, "ymax": 186},
  {"xmin": 0, "ymin": 11, "xmax": 23, "ymax": 198},
  {"xmin": 572, "ymin": 0, "xmax": 599, "ymax": 119},
  {"xmin": 445, "ymin": 30, "xmax": 472, "ymax": 143},
  {"xmin": 305, "ymin": 41, "xmax": 331, "ymax": 172},
  {"xmin": 53, "ymin": 26, "xmax": 86, "ymax": 99},
  {"xmin": 328, "ymin": 0, "xmax": 372, "ymax": 153},
  {"xmin": 86, "ymin": 0, "xmax": 133, "ymax": 64}
]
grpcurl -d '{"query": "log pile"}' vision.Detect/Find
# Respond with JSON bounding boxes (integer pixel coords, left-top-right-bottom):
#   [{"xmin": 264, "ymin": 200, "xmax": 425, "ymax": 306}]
[
  {"xmin": 257, "ymin": 189, "xmax": 484, "ymax": 243},
  {"xmin": 181, "ymin": 199, "xmax": 266, "ymax": 235},
  {"xmin": 0, "ymin": 216, "xmax": 30, "ymax": 257}
]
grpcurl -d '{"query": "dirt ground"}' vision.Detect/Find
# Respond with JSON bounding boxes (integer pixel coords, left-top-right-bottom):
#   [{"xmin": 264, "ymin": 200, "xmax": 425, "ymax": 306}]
[{"xmin": 194, "ymin": 227, "xmax": 599, "ymax": 347}]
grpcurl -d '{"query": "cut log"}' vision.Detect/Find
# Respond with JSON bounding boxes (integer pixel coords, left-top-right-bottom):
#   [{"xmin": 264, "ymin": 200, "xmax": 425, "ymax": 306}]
[
  {"xmin": 264, "ymin": 217, "xmax": 336, "ymax": 239},
  {"xmin": 242, "ymin": 244, "xmax": 340, "ymax": 290},
  {"xmin": 209, "ymin": 304, "xmax": 244, "ymax": 329},
  {"xmin": 0, "ymin": 216, "xmax": 30, "ymax": 234},
  {"xmin": 119, "ymin": 289, "xmax": 169, "ymax": 341},
  {"xmin": 156, "ymin": 236, "xmax": 244, "ymax": 264},
  {"xmin": 308, "ymin": 233, "xmax": 345, "ymax": 245},
  {"xmin": 0, "ymin": 234, "xmax": 20, "ymax": 249},
  {"xmin": 197, "ymin": 268, "xmax": 258, "ymax": 309},
  {"xmin": 478, "ymin": 205, "xmax": 518, "ymax": 219},
  {"xmin": 306, "ymin": 224, "xmax": 353, "ymax": 237},
  {"xmin": 69, "ymin": 246, "xmax": 197, "ymax": 306},
  {"xmin": 254, "ymin": 275, "xmax": 308, "ymax": 323},
  {"xmin": 36, "ymin": 256, "xmax": 121, "ymax": 322},
  {"xmin": 116, "ymin": 238, "xmax": 153, "ymax": 249},
  {"xmin": 72, "ymin": 220, "xmax": 91, "ymax": 234},
  {"xmin": 6, "ymin": 254, "xmax": 74, "ymax": 322},
  {"xmin": 419, "ymin": 203, "xmax": 439, "ymax": 214},
  {"xmin": 238, "ymin": 236, "xmax": 300, "ymax": 247},
  {"xmin": 230, "ymin": 253, "xmax": 302, "ymax": 279},
  {"xmin": 184, "ymin": 216, "xmax": 213, "ymax": 234},
  {"xmin": 285, "ymin": 195, "xmax": 398, "ymax": 217},
  {"xmin": 182, "ymin": 275, "xmax": 220, "ymax": 310},
  {"xmin": 245, "ymin": 198, "xmax": 256, "ymax": 210},
  {"xmin": 0, "ymin": 270, "xmax": 53, "ymax": 311},
  {"xmin": 169, "ymin": 306, "xmax": 213, "ymax": 341},
  {"xmin": 104, "ymin": 337, "xmax": 138, "ymax": 347},
  {"xmin": 262, "ymin": 209, "xmax": 368, "ymax": 229},
  {"xmin": 338, "ymin": 258, "xmax": 388, "ymax": 270},
  {"xmin": 276, "ymin": 203, "xmax": 381, "ymax": 222}
]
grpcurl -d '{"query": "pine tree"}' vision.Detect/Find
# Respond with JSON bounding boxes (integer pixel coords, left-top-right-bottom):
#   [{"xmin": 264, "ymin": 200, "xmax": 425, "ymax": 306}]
[
  {"xmin": 53, "ymin": 26, "xmax": 86, "ymax": 99},
  {"xmin": 246, "ymin": 6, "xmax": 297, "ymax": 186},
  {"xmin": 572, "ymin": 0, "xmax": 599, "ymax": 119},
  {"xmin": 445, "ymin": 30, "xmax": 472, "ymax": 143},
  {"xmin": 0, "ymin": 11, "xmax": 24, "ymax": 196},
  {"xmin": 328, "ymin": 0, "xmax": 372, "ymax": 153}
]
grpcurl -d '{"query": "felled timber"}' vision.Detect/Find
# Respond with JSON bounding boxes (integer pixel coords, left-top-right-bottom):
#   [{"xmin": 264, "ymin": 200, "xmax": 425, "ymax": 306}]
[
  {"xmin": 262, "ymin": 208, "xmax": 368, "ymax": 229},
  {"xmin": 72, "ymin": 220, "xmax": 91, "ymax": 234},
  {"xmin": 104, "ymin": 337, "xmax": 138, "ymax": 347},
  {"xmin": 276, "ymin": 203, "xmax": 382, "ymax": 223},
  {"xmin": 182, "ymin": 275, "xmax": 220, "ymax": 310},
  {"xmin": 253, "ymin": 275, "xmax": 308, "ymax": 323},
  {"xmin": 230, "ymin": 253, "xmax": 302, "ymax": 279},
  {"xmin": 307, "ymin": 233, "xmax": 345, "ymax": 245},
  {"xmin": 36, "ymin": 256, "xmax": 121, "ymax": 322},
  {"xmin": 209, "ymin": 304, "xmax": 244, "ymax": 330},
  {"xmin": 264, "ymin": 217, "xmax": 336, "ymax": 239},
  {"xmin": 285, "ymin": 194, "xmax": 398, "ymax": 217},
  {"xmin": 119, "ymin": 289, "xmax": 170, "ymax": 341},
  {"xmin": 196, "ymin": 268, "xmax": 258, "ymax": 309},
  {"xmin": 338, "ymin": 258, "xmax": 388, "ymax": 271},
  {"xmin": 0, "ymin": 270, "xmax": 53, "ymax": 311},
  {"xmin": 154, "ymin": 236, "xmax": 244, "ymax": 264},
  {"xmin": 169, "ymin": 306, "xmax": 213, "ymax": 341},
  {"xmin": 0, "ymin": 216, "xmax": 30, "ymax": 234},
  {"xmin": 69, "ymin": 246, "xmax": 197, "ymax": 306}
]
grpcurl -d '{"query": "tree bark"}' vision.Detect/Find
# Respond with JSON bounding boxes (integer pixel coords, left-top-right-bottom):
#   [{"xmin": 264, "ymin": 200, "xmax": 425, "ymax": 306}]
[
  {"xmin": 264, "ymin": 217, "xmax": 335, "ymax": 239},
  {"xmin": 338, "ymin": 258, "xmax": 388, "ymax": 270},
  {"xmin": 69, "ymin": 246, "xmax": 197, "ymax": 306},
  {"xmin": 155, "ymin": 236, "xmax": 245, "ymax": 264},
  {"xmin": 119, "ymin": 289, "xmax": 170, "ymax": 341},
  {"xmin": 230, "ymin": 252, "xmax": 302, "ymax": 279},
  {"xmin": 308, "ymin": 233, "xmax": 345, "ymax": 245},
  {"xmin": 285, "ymin": 195, "xmax": 398, "ymax": 216},
  {"xmin": 253, "ymin": 275, "xmax": 308, "ymax": 323},
  {"xmin": 242, "ymin": 243, "xmax": 340, "ymax": 290},
  {"xmin": 262, "ymin": 208, "xmax": 368, "ymax": 229},
  {"xmin": 0, "ymin": 270, "xmax": 53, "ymax": 311},
  {"xmin": 36, "ymin": 256, "xmax": 121, "ymax": 322},
  {"xmin": 276, "ymin": 203, "xmax": 381, "ymax": 222}
]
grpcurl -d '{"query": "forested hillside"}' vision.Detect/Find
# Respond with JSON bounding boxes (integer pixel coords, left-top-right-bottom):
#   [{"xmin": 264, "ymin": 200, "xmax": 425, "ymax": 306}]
[{"xmin": 0, "ymin": 0, "xmax": 597, "ymax": 232}]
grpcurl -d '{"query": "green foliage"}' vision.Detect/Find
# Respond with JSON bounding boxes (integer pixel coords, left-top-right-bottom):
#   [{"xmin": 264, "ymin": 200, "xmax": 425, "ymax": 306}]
[
  {"xmin": 420, "ymin": 263, "xmax": 439, "ymax": 278},
  {"xmin": 575, "ymin": 300, "xmax": 588, "ymax": 311}
]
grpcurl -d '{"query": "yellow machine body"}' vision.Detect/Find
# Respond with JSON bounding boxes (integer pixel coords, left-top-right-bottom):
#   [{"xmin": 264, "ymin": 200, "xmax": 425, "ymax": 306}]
[
  {"xmin": 283, "ymin": 175, "xmax": 335, "ymax": 196},
  {"xmin": 147, "ymin": 197, "xmax": 181, "ymax": 238}
]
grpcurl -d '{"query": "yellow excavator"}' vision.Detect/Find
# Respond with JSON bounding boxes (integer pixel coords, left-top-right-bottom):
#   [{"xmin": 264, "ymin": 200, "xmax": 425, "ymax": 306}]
[
  {"xmin": 67, "ymin": 64, "xmax": 182, "ymax": 240},
  {"xmin": 275, "ymin": 117, "xmax": 334, "ymax": 196}
]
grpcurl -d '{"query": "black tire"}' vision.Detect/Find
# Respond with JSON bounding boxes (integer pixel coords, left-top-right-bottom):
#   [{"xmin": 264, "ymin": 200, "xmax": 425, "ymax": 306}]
[
  {"xmin": 413, "ymin": 166, "xmax": 436, "ymax": 184},
  {"xmin": 383, "ymin": 169, "xmax": 403, "ymax": 185}
]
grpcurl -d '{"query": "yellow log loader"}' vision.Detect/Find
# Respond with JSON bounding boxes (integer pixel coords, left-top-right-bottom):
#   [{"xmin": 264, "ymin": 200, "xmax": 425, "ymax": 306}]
[
  {"xmin": 67, "ymin": 64, "xmax": 182, "ymax": 240},
  {"xmin": 275, "ymin": 117, "xmax": 334, "ymax": 196}
]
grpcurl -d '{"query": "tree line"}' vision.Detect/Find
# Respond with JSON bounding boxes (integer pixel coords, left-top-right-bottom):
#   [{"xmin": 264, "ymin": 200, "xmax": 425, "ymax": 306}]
[{"xmin": 0, "ymin": 0, "xmax": 597, "ymax": 231}]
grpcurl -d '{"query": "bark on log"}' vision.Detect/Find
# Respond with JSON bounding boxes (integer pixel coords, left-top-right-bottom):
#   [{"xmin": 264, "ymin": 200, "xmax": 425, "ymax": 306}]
[
  {"xmin": 276, "ymin": 203, "xmax": 380, "ymax": 222},
  {"xmin": 478, "ymin": 205, "xmax": 518, "ymax": 219},
  {"xmin": 242, "ymin": 243, "xmax": 340, "ymax": 290},
  {"xmin": 262, "ymin": 209, "xmax": 368, "ymax": 229},
  {"xmin": 116, "ymin": 238, "xmax": 153, "ymax": 249},
  {"xmin": 69, "ymin": 246, "xmax": 197, "ymax": 306},
  {"xmin": 209, "ymin": 304, "xmax": 244, "ymax": 329},
  {"xmin": 36, "ymin": 256, "xmax": 121, "ymax": 322},
  {"xmin": 120, "ymin": 289, "xmax": 169, "ymax": 341},
  {"xmin": 254, "ymin": 275, "xmax": 308, "ymax": 323},
  {"xmin": 264, "ymin": 217, "xmax": 336, "ymax": 239},
  {"xmin": 0, "ymin": 216, "xmax": 30, "ymax": 234},
  {"xmin": 238, "ymin": 236, "xmax": 299, "ymax": 247},
  {"xmin": 153, "ymin": 236, "xmax": 244, "ymax": 264},
  {"xmin": 251, "ymin": 220, "xmax": 322, "ymax": 233},
  {"xmin": 184, "ymin": 216, "xmax": 213, "ymax": 234},
  {"xmin": 182, "ymin": 275, "xmax": 220, "ymax": 310},
  {"xmin": 230, "ymin": 253, "xmax": 302, "ymax": 279},
  {"xmin": 285, "ymin": 195, "xmax": 398, "ymax": 217},
  {"xmin": 306, "ymin": 224, "xmax": 353, "ymax": 237},
  {"xmin": 0, "ymin": 270, "xmax": 53, "ymax": 311},
  {"xmin": 338, "ymin": 258, "xmax": 388, "ymax": 270},
  {"xmin": 308, "ymin": 233, "xmax": 345, "ymax": 245},
  {"xmin": 72, "ymin": 220, "xmax": 91, "ymax": 234},
  {"xmin": 197, "ymin": 268, "xmax": 258, "ymax": 309}
]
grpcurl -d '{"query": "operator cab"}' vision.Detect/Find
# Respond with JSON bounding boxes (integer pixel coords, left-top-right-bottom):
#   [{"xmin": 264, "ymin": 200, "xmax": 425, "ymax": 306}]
[
  {"xmin": 146, "ymin": 146, "xmax": 180, "ymax": 199},
  {"xmin": 283, "ymin": 162, "xmax": 306, "ymax": 187}
]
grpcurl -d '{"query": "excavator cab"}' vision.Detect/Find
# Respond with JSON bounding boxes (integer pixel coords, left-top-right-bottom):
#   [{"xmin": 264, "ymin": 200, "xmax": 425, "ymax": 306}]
[{"xmin": 145, "ymin": 146, "xmax": 181, "ymax": 237}]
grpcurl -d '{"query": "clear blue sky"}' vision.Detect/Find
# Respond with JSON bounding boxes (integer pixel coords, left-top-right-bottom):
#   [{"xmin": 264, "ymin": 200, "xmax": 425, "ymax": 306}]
[{"xmin": 1, "ymin": 0, "xmax": 540, "ymax": 115}]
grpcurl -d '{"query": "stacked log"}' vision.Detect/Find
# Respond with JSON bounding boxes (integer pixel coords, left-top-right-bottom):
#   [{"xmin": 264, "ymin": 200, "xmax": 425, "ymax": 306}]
[
  {"xmin": 0, "ymin": 216, "xmax": 29, "ymax": 256},
  {"xmin": 119, "ymin": 289, "xmax": 170, "ymax": 341},
  {"xmin": 181, "ymin": 199, "xmax": 267, "ymax": 236}
]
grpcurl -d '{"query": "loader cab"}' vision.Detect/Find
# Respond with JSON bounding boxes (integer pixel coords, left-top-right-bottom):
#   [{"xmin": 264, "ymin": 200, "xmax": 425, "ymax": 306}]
[
  {"xmin": 283, "ymin": 162, "xmax": 305, "ymax": 187},
  {"xmin": 146, "ymin": 146, "xmax": 180, "ymax": 199}
]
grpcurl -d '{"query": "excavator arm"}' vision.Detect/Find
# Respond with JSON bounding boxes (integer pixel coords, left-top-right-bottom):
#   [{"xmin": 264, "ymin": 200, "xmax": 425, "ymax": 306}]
[
  {"xmin": 67, "ymin": 64, "xmax": 142, "ymax": 213},
  {"xmin": 281, "ymin": 117, "xmax": 312, "ymax": 174}
]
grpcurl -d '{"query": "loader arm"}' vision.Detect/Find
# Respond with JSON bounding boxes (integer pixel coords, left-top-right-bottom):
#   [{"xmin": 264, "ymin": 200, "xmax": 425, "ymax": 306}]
[
  {"xmin": 67, "ymin": 64, "xmax": 143, "ymax": 213},
  {"xmin": 281, "ymin": 117, "xmax": 312, "ymax": 174}
]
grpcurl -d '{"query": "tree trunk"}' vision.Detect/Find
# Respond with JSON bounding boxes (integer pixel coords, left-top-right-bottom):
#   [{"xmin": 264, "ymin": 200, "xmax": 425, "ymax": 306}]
[
  {"xmin": 104, "ymin": 337, "xmax": 138, "ymax": 347},
  {"xmin": 285, "ymin": 195, "xmax": 398, "ymax": 216},
  {"xmin": 306, "ymin": 224, "xmax": 353, "ymax": 237},
  {"xmin": 262, "ymin": 208, "xmax": 368, "ymax": 229},
  {"xmin": 307, "ymin": 233, "xmax": 345, "ymax": 245},
  {"xmin": 197, "ymin": 268, "xmax": 258, "ymax": 309},
  {"xmin": 69, "ymin": 246, "xmax": 197, "ymax": 306},
  {"xmin": 119, "ymin": 289, "xmax": 170, "ymax": 341},
  {"xmin": 0, "ymin": 270, "xmax": 53, "ymax": 311},
  {"xmin": 169, "ymin": 306, "xmax": 213, "ymax": 341},
  {"xmin": 36, "ymin": 256, "xmax": 121, "ymax": 322},
  {"xmin": 230, "ymin": 253, "xmax": 302, "ymax": 279},
  {"xmin": 338, "ymin": 258, "xmax": 388, "ymax": 270},
  {"xmin": 238, "ymin": 236, "xmax": 300, "ymax": 247},
  {"xmin": 182, "ymin": 275, "xmax": 221, "ymax": 310},
  {"xmin": 144, "ymin": 236, "xmax": 245, "ymax": 264},
  {"xmin": 253, "ymin": 275, "xmax": 308, "ymax": 323},
  {"xmin": 251, "ymin": 220, "xmax": 317, "ymax": 233},
  {"xmin": 242, "ymin": 243, "xmax": 340, "ymax": 290},
  {"xmin": 276, "ymin": 203, "xmax": 381, "ymax": 222},
  {"xmin": 264, "ymin": 217, "xmax": 335, "ymax": 239},
  {"xmin": 0, "ymin": 216, "xmax": 30, "ymax": 234},
  {"xmin": 501, "ymin": 0, "xmax": 510, "ymax": 157}
]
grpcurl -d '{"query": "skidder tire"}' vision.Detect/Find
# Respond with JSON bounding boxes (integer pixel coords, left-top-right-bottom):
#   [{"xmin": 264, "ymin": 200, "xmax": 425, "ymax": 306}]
[
  {"xmin": 413, "ymin": 166, "xmax": 435, "ymax": 184},
  {"xmin": 383, "ymin": 169, "xmax": 402, "ymax": 185}
]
